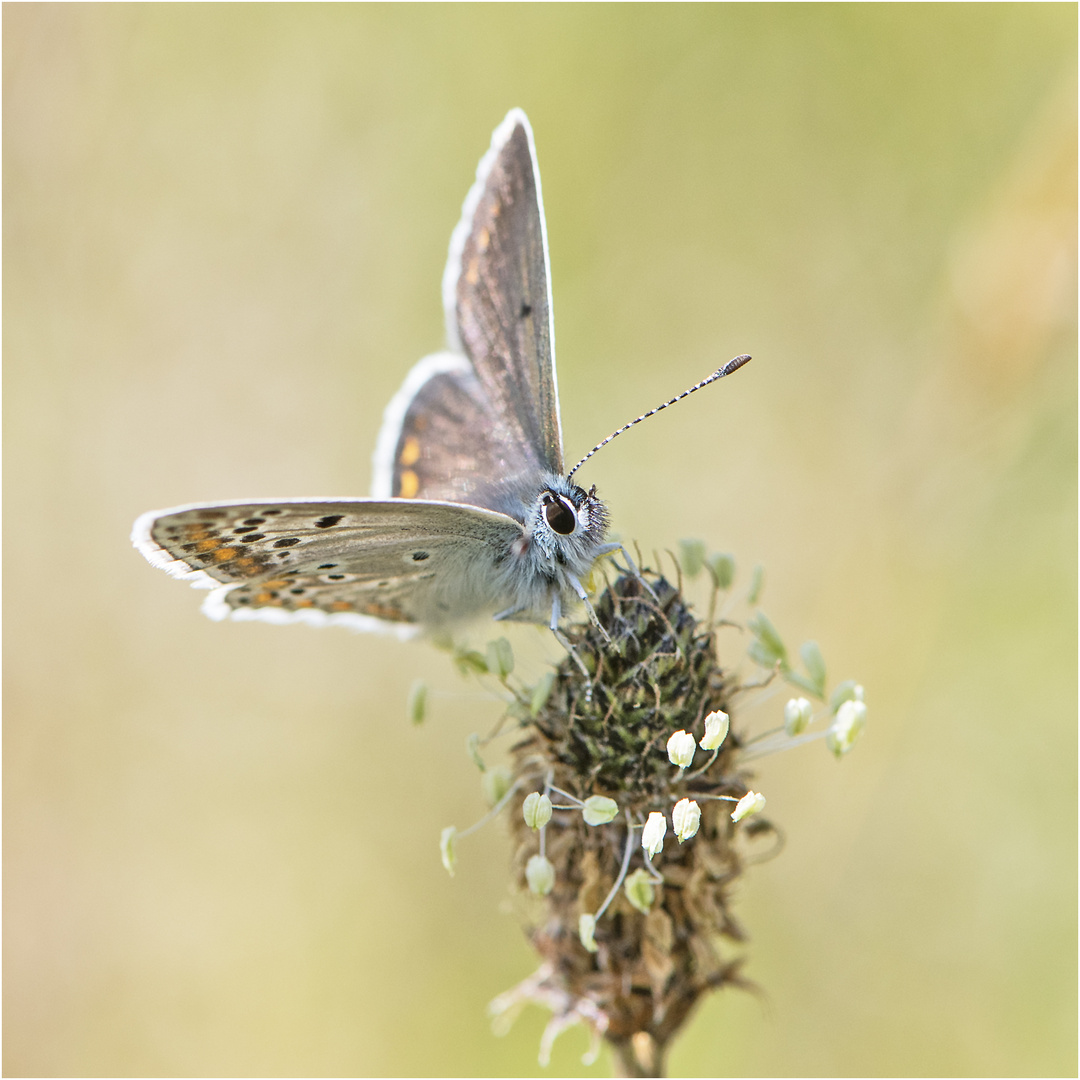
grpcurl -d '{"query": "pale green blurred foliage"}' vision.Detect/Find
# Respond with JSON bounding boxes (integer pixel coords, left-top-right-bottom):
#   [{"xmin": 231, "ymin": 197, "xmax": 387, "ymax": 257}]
[{"xmin": 4, "ymin": 6, "xmax": 1075, "ymax": 1077}]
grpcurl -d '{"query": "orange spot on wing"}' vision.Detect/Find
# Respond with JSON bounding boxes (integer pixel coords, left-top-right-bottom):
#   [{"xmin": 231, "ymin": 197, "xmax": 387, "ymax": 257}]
[
  {"xmin": 400, "ymin": 436, "xmax": 421, "ymax": 466},
  {"xmin": 465, "ymin": 258, "xmax": 479, "ymax": 285},
  {"xmin": 398, "ymin": 469, "xmax": 420, "ymax": 498},
  {"xmin": 213, "ymin": 548, "xmax": 237, "ymax": 562},
  {"xmin": 196, "ymin": 538, "xmax": 221, "ymax": 552},
  {"xmin": 261, "ymin": 579, "xmax": 288, "ymax": 588},
  {"xmin": 255, "ymin": 591, "xmax": 275, "ymax": 603},
  {"xmin": 477, "ymin": 226, "xmax": 490, "ymax": 251},
  {"xmin": 330, "ymin": 601, "xmax": 353, "ymax": 611},
  {"xmin": 363, "ymin": 602, "xmax": 408, "ymax": 621}
]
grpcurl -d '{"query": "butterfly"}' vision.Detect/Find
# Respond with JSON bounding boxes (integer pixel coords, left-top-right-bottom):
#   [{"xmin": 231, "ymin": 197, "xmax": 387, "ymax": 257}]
[{"xmin": 132, "ymin": 109, "xmax": 749, "ymax": 642}]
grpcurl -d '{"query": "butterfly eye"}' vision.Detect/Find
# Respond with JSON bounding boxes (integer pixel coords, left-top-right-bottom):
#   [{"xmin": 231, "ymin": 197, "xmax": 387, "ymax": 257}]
[{"xmin": 544, "ymin": 495, "xmax": 577, "ymax": 536}]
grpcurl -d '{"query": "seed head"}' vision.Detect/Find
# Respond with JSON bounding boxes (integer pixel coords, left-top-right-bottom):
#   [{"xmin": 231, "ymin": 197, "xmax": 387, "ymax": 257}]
[{"xmin": 504, "ymin": 570, "xmax": 763, "ymax": 1073}]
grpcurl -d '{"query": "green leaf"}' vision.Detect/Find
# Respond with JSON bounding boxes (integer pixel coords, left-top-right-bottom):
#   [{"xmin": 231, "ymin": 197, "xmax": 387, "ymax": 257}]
[
  {"xmin": 466, "ymin": 732, "xmax": 485, "ymax": 771},
  {"xmin": 406, "ymin": 679, "xmax": 428, "ymax": 725},
  {"xmin": 799, "ymin": 640, "xmax": 827, "ymax": 697},
  {"xmin": 453, "ymin": 648, "xmax": 489, "ymax": 676},
  {"xmin": 481, "ymin": 766, "xmax": 512, "ymax": 807},
  {"xmin": 747, "ymin": 611, "xmax": 787, "ymax": 666},
  {"xmin": 783, "ymin": 670, "xmax": 820, "ymax": 696},
  {"xmin": 747, "ymin": 563, "xmax": 766, "ymax": 605},
  {"xmin": 485, "ymin": 637, "xmax": 515, "ymax": 679},
  {"xmin": 748, "ymin": 640, "xmax": 780, "ymax": 669},
  {"xmin": 708, "ymin": 552, "xmax": 735, "ymax": 590},
  {"xmin": 530, "ymin": 672, "xmax": 555, "ymax": 716},
  {"xmin": 678, "ymin": 539, "xmax": 707, "ymax": 578}
]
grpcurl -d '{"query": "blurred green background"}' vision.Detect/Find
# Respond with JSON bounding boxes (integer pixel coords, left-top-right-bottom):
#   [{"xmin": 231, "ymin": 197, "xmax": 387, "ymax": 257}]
[{"xmin": 5, "ymin": 5, "xmax": 1076, "ymax": 1076}]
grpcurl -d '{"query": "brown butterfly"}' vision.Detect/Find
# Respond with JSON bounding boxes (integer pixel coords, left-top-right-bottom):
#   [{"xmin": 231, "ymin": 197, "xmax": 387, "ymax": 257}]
[{"xmin": 132, "ymin": 109, "xmax": 749, "ymax": 640}]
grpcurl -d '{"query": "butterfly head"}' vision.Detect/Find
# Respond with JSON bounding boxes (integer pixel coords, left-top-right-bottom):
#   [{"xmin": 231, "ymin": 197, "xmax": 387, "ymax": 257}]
[{"xmin": 525, "ymin": 474, "xmax": 609, "ymax": 568}]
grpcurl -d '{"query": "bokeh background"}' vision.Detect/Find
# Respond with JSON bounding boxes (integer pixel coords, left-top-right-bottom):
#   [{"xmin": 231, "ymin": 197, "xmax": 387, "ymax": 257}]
[{"xmin": 5, "ymin": 6, "xmax": 1076, "ymax": 1076}]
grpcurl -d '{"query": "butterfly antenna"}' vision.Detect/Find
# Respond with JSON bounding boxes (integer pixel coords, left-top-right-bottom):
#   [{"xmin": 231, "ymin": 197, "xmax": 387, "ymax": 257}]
[{"xmin": 566, "ymin": 354, "xmax": 752, "ymax": 481}]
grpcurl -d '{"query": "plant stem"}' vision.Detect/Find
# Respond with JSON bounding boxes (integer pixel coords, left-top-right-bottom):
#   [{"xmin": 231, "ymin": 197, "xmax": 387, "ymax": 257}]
[{"xmin": 610, "ymin": 1032, "xmax": 666, "ymax": 1078}]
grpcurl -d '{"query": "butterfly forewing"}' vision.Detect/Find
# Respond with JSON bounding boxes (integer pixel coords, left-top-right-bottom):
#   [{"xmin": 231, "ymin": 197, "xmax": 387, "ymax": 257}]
[{"xmin": 446, "ymin": 111, "xmax": 563, "ymax": 474}]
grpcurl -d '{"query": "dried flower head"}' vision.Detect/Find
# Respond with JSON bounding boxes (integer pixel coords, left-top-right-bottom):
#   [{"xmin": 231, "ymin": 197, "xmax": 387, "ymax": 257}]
[
  {"xmin": 439, "ymin": 550, "xmax": 866, "ymax": 1076},
  {"xmin": 501, "ymin": 570, "xmax": 762, "ymax": 1076}
]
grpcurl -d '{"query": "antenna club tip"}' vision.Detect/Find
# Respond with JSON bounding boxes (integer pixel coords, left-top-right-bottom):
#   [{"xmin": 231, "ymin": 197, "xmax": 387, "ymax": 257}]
[{"xmin": 719, "ymin": 353, "xmax": 752, "ymax": 377}]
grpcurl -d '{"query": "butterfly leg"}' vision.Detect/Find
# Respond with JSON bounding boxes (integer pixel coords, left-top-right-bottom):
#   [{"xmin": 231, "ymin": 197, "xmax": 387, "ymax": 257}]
[
  {"xmin": 567, "ymin": 573, "xmax": 611, "ymax": 645},
  {"xmin": 594, "ymin": 542, "xmax": 661, "ymax": 604},
  {"xmin": 548, "ymin": 587, "xmax": 561, "ymax": 630},
  {"xmin": 549, "ymin": 592, "xmax": 594, "ymax": 700}
]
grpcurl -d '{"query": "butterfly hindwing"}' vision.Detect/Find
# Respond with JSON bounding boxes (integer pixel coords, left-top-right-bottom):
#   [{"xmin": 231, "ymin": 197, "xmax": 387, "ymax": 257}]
[{"xmin": 370, "ymin": 352, "xmax": 545, "ymax": 510}]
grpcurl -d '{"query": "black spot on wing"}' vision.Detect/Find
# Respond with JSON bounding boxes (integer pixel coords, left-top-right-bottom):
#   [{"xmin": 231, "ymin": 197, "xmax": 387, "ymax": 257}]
[{"xmin": 315, "ymin": 515, "xmax": 344, "ymax": 528}]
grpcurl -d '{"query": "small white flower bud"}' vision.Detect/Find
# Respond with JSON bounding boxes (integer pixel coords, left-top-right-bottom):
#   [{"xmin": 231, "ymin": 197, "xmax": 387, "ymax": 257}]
[
  {"xmin": 439, "ymin": 825, "xmax": 457, "ymax": 876},
  {"xmin": 582, "ymin": 795, "xmax": 619, "ymax": 826},
  {"xmin": 672, "ymin": 798, "xmax": 701, "ymax": 842},
  {"xmin": 579, "ymin": 913, "xmax": 598, "ymax": 953},
  {"xmin": 827, "ymin": 698, "xmax": 867, "ymax": 757},
  {"xmin": 522, "ymin": 791, "xmax": 552, "ymax": 830},
  {"xmin": 624, "ymin": 868, "xmax": 655, "ymax": 914},
  {"xmin": 525, "ymin": 854, "xmax": 555, "ymax": 895},
  {"xmin": 666, "ymin": 730, "xmax": 696, "ymax": 769},
  {"xmin": 784, "ymin": 696, "xmax": 813, "ymax": 736},
  {"xmin": 641, "ymin": 811, "xmax": 667, "ymax": 856},
  {"xmin": 700, "ymin": 710, "xmax": 729, "ymax": 750},
  {"xmin": 731, "ymin": 790, "xmax": 766, "ymax": 823}
]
